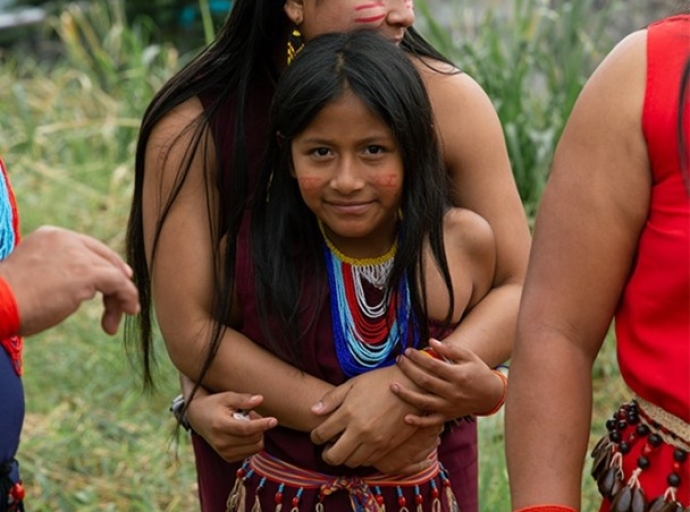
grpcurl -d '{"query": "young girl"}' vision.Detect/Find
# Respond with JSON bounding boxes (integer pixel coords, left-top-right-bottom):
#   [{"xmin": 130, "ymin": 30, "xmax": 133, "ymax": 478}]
[
  {"xmin": 128, "ymin": 1, "xmax": 528, "ymax": 508},
  {"xmin": 127, "ymin": 0, "xmax": 529, "ymax": 490},
  {"xmin": 221, "ymin": 29, "xmax": 500, "ymax": 512}
]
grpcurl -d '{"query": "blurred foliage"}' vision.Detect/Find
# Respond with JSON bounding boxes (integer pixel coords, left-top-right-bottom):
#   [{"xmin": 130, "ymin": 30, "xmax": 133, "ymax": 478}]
[
  {"xmin": 2, "ymin": 0, "xmax": 232, "ymax": 51},
  {"xmin": 416, "ymin": 0, "xmax": 614, "ymax": 216}
]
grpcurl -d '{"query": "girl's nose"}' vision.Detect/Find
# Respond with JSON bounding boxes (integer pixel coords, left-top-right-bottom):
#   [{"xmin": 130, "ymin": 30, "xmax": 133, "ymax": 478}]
[{"xmin": 331, "ymin": 159, "xmax": 365, "ymax": 195}]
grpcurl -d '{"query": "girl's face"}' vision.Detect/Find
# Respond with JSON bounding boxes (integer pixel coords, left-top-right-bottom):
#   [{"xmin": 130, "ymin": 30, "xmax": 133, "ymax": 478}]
[
  {"xmin": 284, "ymin": 0, "xmax": 414, "ymax": 45},
  {"xmin": 290, "ymin": 90, "xmax": 404, "ymax": 259}
]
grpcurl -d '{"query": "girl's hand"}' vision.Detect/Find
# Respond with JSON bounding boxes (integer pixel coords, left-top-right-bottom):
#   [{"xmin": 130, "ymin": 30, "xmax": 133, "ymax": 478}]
[
  {"xmin": 310, "ymin": 366, "xmax": 423, "ymax": 469},
  {"xmin": 186, "ymin": 389, "xmax": 278, "ymax": 462},
  {"xmin": 393, "ymin": 338, "xmax": 505, "ymax": 427}
]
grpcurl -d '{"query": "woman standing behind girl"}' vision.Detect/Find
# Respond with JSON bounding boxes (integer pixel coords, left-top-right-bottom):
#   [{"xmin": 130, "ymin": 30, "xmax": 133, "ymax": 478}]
[
  {"xmin": 224, "ymin": 29, "xmax": 498, "ymax": 512},
  {"xmin": 126, "ymin": 0, "xmax": 528, "ymax": 510}
]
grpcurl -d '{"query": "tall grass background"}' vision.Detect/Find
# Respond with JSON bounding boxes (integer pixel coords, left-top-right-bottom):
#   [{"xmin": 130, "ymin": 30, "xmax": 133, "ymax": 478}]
[{"xmin": 0, "ymin": 0, "xmax": 663, "ymax": 509}]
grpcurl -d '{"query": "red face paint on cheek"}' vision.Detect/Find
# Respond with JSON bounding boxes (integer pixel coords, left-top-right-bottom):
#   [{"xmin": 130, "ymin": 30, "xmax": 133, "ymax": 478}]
[
  {"xmin": 297, "ymin": 176, "xmax": 324, "ymax": 190},
  {"xmin": 371, "ymin": 173, "xmax": 400, "ymax": 188},
  {"xmin": 353, "ymin": 1, "xmax": 386, "ymax": 25}
]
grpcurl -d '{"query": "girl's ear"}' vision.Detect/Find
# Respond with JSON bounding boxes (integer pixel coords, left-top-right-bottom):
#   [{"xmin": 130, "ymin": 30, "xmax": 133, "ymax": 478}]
[{"xmin": 284, "ymin": 0, "xmax": 305, "ymax": 25}]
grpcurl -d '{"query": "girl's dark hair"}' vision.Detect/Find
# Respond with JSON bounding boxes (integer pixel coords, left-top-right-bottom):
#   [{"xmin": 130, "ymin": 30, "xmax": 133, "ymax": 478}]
[
  {"xmin": 251, "ymin": 30, "xmax": 454, "ymax": 364},
  {"xmin": 125, "ymin": 0, "xmax": 455, "ymax": 387}
]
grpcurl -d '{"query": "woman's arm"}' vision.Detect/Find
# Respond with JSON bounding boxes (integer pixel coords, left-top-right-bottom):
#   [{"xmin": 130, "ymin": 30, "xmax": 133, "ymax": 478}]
[
  {"xmin": 180, "ymin": 374, "xmax": 278, "ymax": 462},
  {"xmin": 419, "ymin": 65, "xmax": 532, "ymax": 367},
  {"xmin": 142, "ymin": 96, "xmax": 334, "ymax": 431},
  {"xmin": 390, "ymin": 208, "xmax": 505, "ymax": 423},
  {"xmin": 505, "ymin": 30, "xmax": 649, "ymax": 510}
]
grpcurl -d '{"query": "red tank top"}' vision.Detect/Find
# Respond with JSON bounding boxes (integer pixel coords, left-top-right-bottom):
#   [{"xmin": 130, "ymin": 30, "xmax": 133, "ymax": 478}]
[{"xmin": 615, "ymin": 15, "xmax": 690, "ymax": 422}]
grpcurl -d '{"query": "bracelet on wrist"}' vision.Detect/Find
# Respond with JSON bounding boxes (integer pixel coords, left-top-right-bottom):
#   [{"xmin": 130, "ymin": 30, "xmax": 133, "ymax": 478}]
[
  {"xmin": 420, "ymin": 346, "xmax": 453, "ymax": 364},
  {"xmin": 514, "ymin": 505, "xmax": 577, "ymax": 512},
  {"xmin": 475, "ymin": 368, "xmax": 508, "ymax": 417},
  {"xmin": 170, "ymin": 394, "xmax": 191, "ymax": 432}
]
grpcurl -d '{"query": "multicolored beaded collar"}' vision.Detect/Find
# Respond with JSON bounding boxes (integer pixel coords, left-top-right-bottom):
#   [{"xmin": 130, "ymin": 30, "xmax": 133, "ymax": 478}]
[{"xmin": 318, "ymin": 221, "xmax": 419, "ymax": 377}]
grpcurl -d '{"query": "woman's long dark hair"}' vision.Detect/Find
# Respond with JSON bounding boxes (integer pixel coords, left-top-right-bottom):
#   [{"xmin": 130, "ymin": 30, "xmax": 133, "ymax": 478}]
[
  {"xmin": 124, "ymin": 0, "xmax": 456, "ymax": 387},
  {"xmin": 251, "ymin": 30, "xmax": 454, "ymax": 365}
]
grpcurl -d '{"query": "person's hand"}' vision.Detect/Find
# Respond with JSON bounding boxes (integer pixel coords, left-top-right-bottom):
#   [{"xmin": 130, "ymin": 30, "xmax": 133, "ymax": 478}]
[
  {"xmin": 371, "ymin": 424, "xmax": 442, "ymax": 475},
  {"xmin": 186, "ymin": 390, "xmax": 278, "ymax": 463},
  {"xmin": 0, "ymin": 226, "xmax": 140, "ymax": 336},
  {"xmin": 392, "ymin": 338, "xmax": 504, "ymax": 427},
  {"xmin": 310, "ymin": 365, "xmax": 425, "ymax": 469}
]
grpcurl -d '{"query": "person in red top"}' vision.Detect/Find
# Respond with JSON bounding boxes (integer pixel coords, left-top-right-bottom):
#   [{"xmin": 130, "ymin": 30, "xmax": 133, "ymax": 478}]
[
  {"xmin": 505, "ymin": 10, "xmax": 690, "ymax": 512},
  {"xmin": 0, "ymin": 158, "xmax": 140, "ymax": 511}
]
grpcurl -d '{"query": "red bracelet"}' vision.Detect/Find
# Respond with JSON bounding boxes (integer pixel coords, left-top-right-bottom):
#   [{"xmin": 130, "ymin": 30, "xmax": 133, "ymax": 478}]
[
  {"xmin": 475, "ymin": 369, "xmax": 508, "ymax": 416},
  {"xmin": 514, "ymin": 505, "xmax": 577, "ymax": 512},
  {"xmin": 0, "ymin": 275, "xmax": 19, "ymax": 339}
]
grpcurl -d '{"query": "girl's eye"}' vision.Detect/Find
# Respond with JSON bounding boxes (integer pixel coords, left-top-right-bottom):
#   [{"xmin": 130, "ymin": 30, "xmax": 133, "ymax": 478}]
[
  {"xmin": 364, "ymin": 145, "xmax": 385, "ymax": 155},
  {"xmin": 311, "ymin": 147, "xmax": 332, "ymax": 158}
]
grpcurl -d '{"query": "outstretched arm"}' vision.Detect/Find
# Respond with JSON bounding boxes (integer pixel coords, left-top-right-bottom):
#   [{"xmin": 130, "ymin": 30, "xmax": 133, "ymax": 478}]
[
  {"xmin": 0, "ymin": 225, "xmax": 140, "ymax": 337},
  {"xmin": 505, "ymin": 30, "xmax": 649, "ymax": 511}
]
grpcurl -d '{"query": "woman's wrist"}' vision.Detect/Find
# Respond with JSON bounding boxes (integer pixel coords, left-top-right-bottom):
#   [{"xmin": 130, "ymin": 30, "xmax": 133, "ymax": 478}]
[{"xmin": 475, "ymin": 367, "xmax": 508, "ymax": 416}]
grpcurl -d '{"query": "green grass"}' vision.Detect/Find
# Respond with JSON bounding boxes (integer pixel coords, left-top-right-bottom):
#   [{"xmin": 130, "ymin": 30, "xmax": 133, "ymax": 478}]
[{"xmin": 0, "ymin": 0, "xmax": 661, "ymax": 510}]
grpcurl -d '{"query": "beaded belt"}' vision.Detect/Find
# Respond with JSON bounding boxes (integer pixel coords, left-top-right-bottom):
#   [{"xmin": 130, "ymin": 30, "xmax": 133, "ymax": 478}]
[
  {"xmin": 226, "ymin": 451, "xmax": 458, "ymax": 512},
  {"xmin": 0, "ymin": 459, "xmax": 25, "ymax": 512},
  {"xmin": 591, "ymin": 399, "xmax": 689, "ymax": 511},
  {"xmin": 635, "ymin": 397, "xmax": 690, "ymax": 452}
]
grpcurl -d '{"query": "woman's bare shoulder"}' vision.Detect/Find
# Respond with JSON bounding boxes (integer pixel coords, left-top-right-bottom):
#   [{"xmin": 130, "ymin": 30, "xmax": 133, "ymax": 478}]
[{"xmin": 147, "ymin": 95, "xmax": 206, "ymax": 149}]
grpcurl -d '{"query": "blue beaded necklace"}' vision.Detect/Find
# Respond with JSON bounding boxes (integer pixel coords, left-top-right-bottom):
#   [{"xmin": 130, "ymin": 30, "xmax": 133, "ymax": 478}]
[
  {"xmin": 319, "ymin": 222, "xmax": 419, "ymax": 377},
  {"xmin": 0, "ymin": 162, "xmax": 17, "ymax": 260}
]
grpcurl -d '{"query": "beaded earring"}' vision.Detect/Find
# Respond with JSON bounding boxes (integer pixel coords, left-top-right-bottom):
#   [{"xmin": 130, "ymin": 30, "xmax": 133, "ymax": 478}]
[{"xmin": 287, "ymin": 26, "xmax": 304, "ymax": 65}]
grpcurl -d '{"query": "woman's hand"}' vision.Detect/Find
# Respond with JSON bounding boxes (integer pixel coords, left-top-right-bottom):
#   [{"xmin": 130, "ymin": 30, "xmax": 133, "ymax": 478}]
[
  {"xmin": 186, "ymin": 388, "xmax": 278, "ymax": 462},
  {"xmin": 310, "ymin": 365, "xmax": 428, "ymax": 468},
  {"xmin": 393, "ymin": 338, "xmax": 504, "ymax": 427},
  {"xmin": 371, "ymin": 423, "xmax": 443, "ymax": 475}
]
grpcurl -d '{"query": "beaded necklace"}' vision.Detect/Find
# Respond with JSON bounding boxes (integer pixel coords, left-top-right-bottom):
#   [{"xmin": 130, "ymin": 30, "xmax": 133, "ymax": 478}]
[
  {"xmin": 319, "ymin": 221, "xmax": 419, "ymax": 377},
  {"xmin": 0, "ymin": 161, "xmax": 17, "ymax": 260}
]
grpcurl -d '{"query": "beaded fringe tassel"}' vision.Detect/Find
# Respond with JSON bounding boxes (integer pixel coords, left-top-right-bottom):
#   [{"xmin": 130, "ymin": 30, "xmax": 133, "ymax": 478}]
[
  {"xmin": 227, "ymin": 453, "xmax": 459, "ymax": 512},
  {"xmin": 590, "ymin": 401, "xmax": 689, "ymax": 512},
  {"xmin": 228, "ymin": 463, "xmax": 251, "ymax": 512}
]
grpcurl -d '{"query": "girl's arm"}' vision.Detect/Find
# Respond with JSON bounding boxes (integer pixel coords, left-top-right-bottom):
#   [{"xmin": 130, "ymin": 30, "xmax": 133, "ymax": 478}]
[{"xmin": 505, "ymin": 31, "xmax": 649, "ymax": 510}]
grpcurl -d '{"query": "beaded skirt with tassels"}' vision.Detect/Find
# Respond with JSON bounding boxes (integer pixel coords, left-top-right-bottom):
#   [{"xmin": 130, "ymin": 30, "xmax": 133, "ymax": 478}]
[
  {"xmin": 590, "ymin": 398, "xmax": 689, "ymax": 512},
  {"xmin": 226, "ymin": 451, "xmax": 459, "ymax": 512}
]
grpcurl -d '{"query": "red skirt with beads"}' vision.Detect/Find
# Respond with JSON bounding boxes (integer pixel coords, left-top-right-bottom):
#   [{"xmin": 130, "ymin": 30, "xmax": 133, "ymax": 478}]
[{"xmin": 592, "ymin": 399, "xmax": 689, "ymax": 512}]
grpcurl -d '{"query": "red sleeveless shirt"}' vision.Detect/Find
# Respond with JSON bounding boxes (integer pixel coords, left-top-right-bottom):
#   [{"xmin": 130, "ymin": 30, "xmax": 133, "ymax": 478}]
[{"xmin": 615, "ymin": 14, "xmax": 690, "ymax": 422}]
